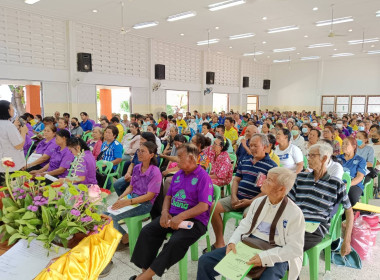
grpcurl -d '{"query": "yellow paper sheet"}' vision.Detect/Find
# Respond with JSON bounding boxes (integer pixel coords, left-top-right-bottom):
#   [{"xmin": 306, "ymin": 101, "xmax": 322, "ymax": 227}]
[
  {"xmin": 353, "ymin": 202, "xmax": 380, "ymax": 213},
  {"xmin": 305, "ymin": 221, "xmax": 320, "ymax": 233},
  {"xmin": 214, "ymin": 242, "xmax": 262, "ymax": 280}
]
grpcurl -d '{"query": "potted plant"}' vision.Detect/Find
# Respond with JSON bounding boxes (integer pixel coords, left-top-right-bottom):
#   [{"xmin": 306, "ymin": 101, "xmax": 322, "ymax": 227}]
[{"xmin": 0, "ymin": 157, "xmax": 111, "ymax": 252}]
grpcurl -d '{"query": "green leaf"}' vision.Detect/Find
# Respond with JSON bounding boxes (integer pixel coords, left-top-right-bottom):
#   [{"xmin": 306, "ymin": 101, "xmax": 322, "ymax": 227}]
[
  {"xmin": 60, "ymin": 238, "xmax": 68, "ymax": 248},
  {"xmin": 36, "ymin": 234, "xmax": 48, "ymax": 241},
  {"xmin": 27, "ymin": 236, "xmax": 35, "ymax": 246},
  {"xmin": 58, "ymin": 232, "xmax": 70, "ymax": 239},
  {"xmin": 85, "ymin": 208, "xmax": 92, "ymax": 216},
  {"xmin": 1, "ymin": 232, "xmax": 10, "ymax": 243},
  {"xmin": 5, "ymin": 225, "xmax": 17, "ymax": 235},
  {"xmin": 28, "ymin": 218, "xmax": 42, "ymax": 226},
  {"xmin": 41, "ymin": 206, "xmax": 51, "ymax": 230},
  {"xmin": 0, "ymin": 187, "xmax": 8, "ymax": 192},
  {"xmin": 22, "ymin": 211, "xmax": 35, "ymax": 220},
  {"xmin": 2, "ymin": 197, "xmax": 18, "ymax": 209},
  {"xmin": 8, "ymin": 233, "xmax": 23, "ymax": 245},
  {"xmin": 22, "ymin": 226, "xmax": 34, "ymax": 236},
  {"xmin": 15, "ymin": 208, "xmax": 27, "ymax": 213},
  {"xmin": 15, "ymin": 219, "xmax": 27, "ymax": 225},
  {"xmin": 43, "ymin": 190, "xmax": 49, "ymax": 198},
  {"xmin": 77, "ymin": 184, "xmax": 88, "ymax": 192},
  {"xmin": 69, "ymin": 187, "xmax": 79, "ymax": 196},
  {"xmin": 91, "ymin": 213, "xmax": 101, "ymax": 222},
  {"xmin": 23, "ymin": 194, "xmax": 33, "ymax": 208},
  {"xmin": 48, "ymin": 187, "xmax": 56, "ymax": 203},
  {"xmin": 57, "ymin": 220, "xmax": 68, "ymax": 230},
  {"xmin": 25, "ymin": 222, "xmax": 37, "ymax": 230},
  {"xmin": 48, "ymin": 231, "xmax": 56, "ymax": 243}
]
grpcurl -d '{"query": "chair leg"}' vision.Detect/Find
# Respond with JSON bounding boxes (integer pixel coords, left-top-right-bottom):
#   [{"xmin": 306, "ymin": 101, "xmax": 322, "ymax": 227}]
[
  {"xmin": 125, "ymin": 219, "xmax": 142, "ymax": 257},
  {"xmin": 178, "ymin": 253, "xmax": 188, "ymax": 280},
  {"xmin": 325, "ymin": 246, "xmax": 331, "ymax": 272},
  {"xmin": 206, "ymin": 234, "xmax": 211, "ymax": 252},
  {"xmin": 222, "ymin": 214, "xmax": 230, "ymax": 234},
  {"xmin": 307, "ymin": 248, "xmax": 320, "ymax": 280},
  {"xmin": 191, "ymin": 241, "xmax": 199, "ymax": 261}
]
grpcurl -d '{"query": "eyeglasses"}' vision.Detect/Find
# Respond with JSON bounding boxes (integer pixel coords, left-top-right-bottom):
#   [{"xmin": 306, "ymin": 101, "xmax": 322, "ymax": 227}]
[
  {"xmin": 308, "ymin": 153, "xmax": 320, "ymax": 158},
  {"xmin": 137, "ymin": 149, "xmax": 147, "ymax": 154}
]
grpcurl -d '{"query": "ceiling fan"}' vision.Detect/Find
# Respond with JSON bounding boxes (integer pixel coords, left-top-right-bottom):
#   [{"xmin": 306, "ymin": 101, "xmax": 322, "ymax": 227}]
[
  {"xmin": 120, "ymin": 1, "xmax": 130, "ymax": 35},
  {"xmin": 328, "ymin": 4, "xmax": 346, "ymax": 38}
]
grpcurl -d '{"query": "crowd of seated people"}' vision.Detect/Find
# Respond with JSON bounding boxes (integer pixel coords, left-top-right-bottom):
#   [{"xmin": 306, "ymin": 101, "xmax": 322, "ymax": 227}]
[{"xmin": 3, "ymin": 100, "xmax": 380, "ymax": 279}]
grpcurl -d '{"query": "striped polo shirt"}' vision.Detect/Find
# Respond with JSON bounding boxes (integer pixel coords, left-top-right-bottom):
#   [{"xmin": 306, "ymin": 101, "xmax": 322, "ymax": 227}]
[
  {"xmin": 288, "ymin": 171, "xmax": 351, "ymax": 235},
  {"xmin": 235, "ymin": 154, "xmax": 277, "ymax": 200}
]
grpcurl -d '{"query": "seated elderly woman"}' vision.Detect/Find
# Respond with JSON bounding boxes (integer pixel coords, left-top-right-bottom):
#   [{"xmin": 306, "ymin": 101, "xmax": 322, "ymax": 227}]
[
  {"xmin": 129, "ymin": 143, "xmax": 213, "ymax": 280},
  {"xmin": 197, "ymin": 167, "xmax": 305, "ymax": 280},
  {"xmin": 87, "ymin": 126, "xmax": 103, "ymax": 160}
]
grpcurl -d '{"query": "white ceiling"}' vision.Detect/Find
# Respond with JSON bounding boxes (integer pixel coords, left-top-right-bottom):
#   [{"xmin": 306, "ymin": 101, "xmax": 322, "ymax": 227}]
[{"xmin": 1, "ymin": 0, "xmax": 380, "ymax": 64}]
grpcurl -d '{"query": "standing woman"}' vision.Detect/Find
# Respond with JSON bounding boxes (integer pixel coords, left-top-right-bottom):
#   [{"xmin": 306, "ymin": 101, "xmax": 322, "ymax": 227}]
[
  {"xmin": 87, "ymin": 127, "xmax": 103, "ymax": 160},
  {"xmin": 13, "ymin": 117, "xmax": 33, "ymax": 157},
  {"xmin": 59, "ymin": 137, "xmax": 97, "ymax": 185},
  {"xmin": 26, "ymin": 125, "xmax": 58, "ymax": 171},
  {"xmin": 0, "ymin": 101, "xmax": 29, "ymax": 182},
  {"xmin": 337, "ymin": 137, "xmax": 367, "ymax": 206},
  {"xmin": 30, "ymin": 129, "xmax": 74, "ymax": 179}
]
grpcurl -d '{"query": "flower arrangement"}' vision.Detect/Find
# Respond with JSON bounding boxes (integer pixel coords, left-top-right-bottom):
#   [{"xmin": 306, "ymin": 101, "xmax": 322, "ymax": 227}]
[{"xmin": 0, "ymin": 157, "xmax": 111, "ymax": 252}]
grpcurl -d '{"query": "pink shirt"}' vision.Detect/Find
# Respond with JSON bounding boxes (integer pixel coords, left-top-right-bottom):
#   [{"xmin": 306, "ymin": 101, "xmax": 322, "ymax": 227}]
[{"xmin": 204, "ymin": 146, "xmax": 233, "ymax": 186}]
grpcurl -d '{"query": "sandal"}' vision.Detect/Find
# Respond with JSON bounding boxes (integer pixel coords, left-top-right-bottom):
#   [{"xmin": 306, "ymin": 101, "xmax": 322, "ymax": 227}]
[{"xmin": 202, "ymin": 244, "xmax": 217, "ymax": 254}]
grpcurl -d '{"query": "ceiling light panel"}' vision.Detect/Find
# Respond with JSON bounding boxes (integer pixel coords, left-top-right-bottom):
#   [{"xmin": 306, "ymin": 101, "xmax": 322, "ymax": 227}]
[
  {"xmin": 197, "ymin": 39, "xmax": 220, "ymax": 46},
  {"xmin": 133, "ymin": 21, "xmax": 159, "ymax": 29},
  {"xmin": 208, "ymin": 0, "xmax": 246, "ymax": 11},
  {"xmin": 25, "ymin": 0, "xmax": 40, "ymax": 4},
  {"xmin": 331, "ymin": 53, "xmax": 354, "ymax": 57},
  {"xmin": 229, "ymin": 33, "xmax": 255, "ymax": 40},
  {"xmin": 267, "ymin": 25, "xmax": 299, "ymax": 33},
  {"xmin": 273, "ymin": 47, "xmax": 296, "ymax": 52},
  {"xmin": 315, "ymin": 16, "xmax": 354, "ymax": 27},
  {"xmin": 300, "ymin": 56, "xmax": 320, "ymax": 60},
  {"xmin": 243, "ymin": 51, "xmax": 264, "ymax": 56},
  {"xmin": 308, "ymin": 43, "xmax": 334, "ymax": 48},
  {"xmin": 367, "ymin": 50, "xmax": 380, "ymax": 54},
  {"xmin": 348, "ymin": 38, "xmax": 379, "ymax": 45},
  {"xmin": 376, "ymin": 11, "xmax": 380, "ymax": 17},
  {"xmin": 167, "ymin": 11, "xmax": 196, "ymax": 22},
  {"xmin": 273, "ymin": 59, "xmax": 291, "ymax": 63}
]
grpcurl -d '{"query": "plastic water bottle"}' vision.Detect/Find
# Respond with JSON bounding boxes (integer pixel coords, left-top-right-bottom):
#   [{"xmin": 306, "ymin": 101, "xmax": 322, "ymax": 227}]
[{"xmin": 323, "ymin": 271, "xmax": 331, "ymax": 280}]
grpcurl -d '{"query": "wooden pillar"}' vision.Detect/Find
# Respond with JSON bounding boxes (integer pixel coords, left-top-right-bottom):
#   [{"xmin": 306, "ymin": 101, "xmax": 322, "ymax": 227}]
[
  {"xmin": 99, "ymin": 89, "xmax": 112, "ymax": 120},
  {"xmin": 25, "ymin": 85, "xmax": 41, "ymax": 115}
]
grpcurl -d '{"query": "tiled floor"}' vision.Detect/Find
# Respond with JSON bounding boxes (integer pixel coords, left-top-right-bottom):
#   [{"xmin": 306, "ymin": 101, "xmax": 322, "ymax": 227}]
[{"xmin": 103, "ymin": 193, "xmax": 380, "ymax": 280}]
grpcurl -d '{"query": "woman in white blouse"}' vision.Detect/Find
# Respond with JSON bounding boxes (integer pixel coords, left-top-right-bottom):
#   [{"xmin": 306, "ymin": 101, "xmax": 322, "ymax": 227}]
[{"xmin": 121, "ymin": 122, "xmax": 141, "ymax": 162}]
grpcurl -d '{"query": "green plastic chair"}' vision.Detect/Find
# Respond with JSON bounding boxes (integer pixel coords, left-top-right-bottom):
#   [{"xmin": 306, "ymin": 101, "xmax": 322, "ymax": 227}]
[
  {"xmin": 229, "ymin": 153, "xmax": 237, "ymax": 170},
  {"xmin": 82, "ymin": 132, "xmax": 92, "ymax": 142},
  {"xmin": 303, "ymin": 203, "xmax": 344, "ymax": 280},
  {"xmin": 157, "ymin": 127, "xmax": 161, "ymax": 136},
  {"xmin": 361, "ymin": 179, "xmax": 373, "ymax": 204},
  {"xmin": 207, "ymin": 163, "xmax": 212, "ymax": 175},
  {"xmin": 303, "ymin": 155, "xmax": 308, "ymax": 169},
  {"xmin": 222, "ymin": 211, "xmax": 243, "ymax": 233},
  {"xmin": 96, "ymin": 160, "xmax": 114, "ymax": 189},
  {"xmin": 183, "ymin": 135, "xmax": 190, "ymax": 142},
  {"xmin": 25, "ymin": 141, "xmax": 35, "ymax": 160},
  {"xmin": 160, "ymin": 143, "xmax": 164, "ymax": 153},
  {"xmin": 167, "ymin": 185, "xmax": 221, "ymax": 280},
  {"xmin": 123, "ymin": 213, "xmax": 151, "ymax": 256},
  {"xmin": 336, "ymin": 172, "xmax": 351, "ymax": 238}
]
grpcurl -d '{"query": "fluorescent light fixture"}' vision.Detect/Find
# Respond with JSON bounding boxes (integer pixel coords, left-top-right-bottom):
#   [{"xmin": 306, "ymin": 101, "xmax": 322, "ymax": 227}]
[
  {"xmin": 229, "ymin": 33, "xmax": 255, "ymax": 40},
  {"xmin": 300, "ymin": 56, "xmax": 320, "ymax": 60},
  {"xmin": 92, "ymin": 9, "xmax": 98, "ymax": 13},
  {"xmin": 308, "ymin": 43, "xmax": 334, "ymax": 48},
  {"xmin": 331, "ymin": 53, "xmax": 354, "ymax": 57},
  {"xmin": 376, "ymin": 11, "xmax": 380, "ymax": 17},
  {"xmin": 25, "ymin": 0, "xmax": 40, "ymax": 4},
  {"xmin": 133, "ymin": 21, "xmax": 159, "ymax": 29},
  {"xmin": 243, "ymin": 51, "xmax": 264, "ymax": 56},
  {"xmin": 267, "ymin": 25, "xmax": 299, "ymax": 33},
  {"xmin": 262, "ymin": 16, "xmax": 267, "ymax": 20},
  {"xmin": 367, "ymin": 50, "xmax": 380, "ymax": 54},
  {"xmin": 197, "ymin": 39, "xmax": 220, "ymax": 46},
  {"xmin": 273, "ymin": 59, "xmax": 291, "ymax": 63},
  {"xmin": 208, "ymin": 0, "xmax": 246, "ymax": 11},
  {"xmin": 273, "ymin": 47, "xmax": 296, "ymax": 52},
  {"xmin": 167, "ymin": 11, "xmax": 196, "ymax": 22},
  {"xmin": 315, "ymin": 16, "xmax": 354, "ymax": 27},
  {"xmin": 313, "ymin": 7, "xmax": 319, "ymax": 11},
  {"xmin": 348, "ymin": 38, "xmax": 379, "ymax": 45}
]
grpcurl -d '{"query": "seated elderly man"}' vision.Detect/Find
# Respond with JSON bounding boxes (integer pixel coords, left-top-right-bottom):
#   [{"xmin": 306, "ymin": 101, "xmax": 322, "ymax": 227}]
[
  {"xmin": 288, "ymin": 142, "xmax": 354, "ymax": 254},
  {"xmin": 129, "ymin": 143, "xmax": 213, "ymax": 280},
  {"xmin": 207, "ymin": 133, "xmax": 277, "ymax": 251},
  {"xmin": 198, "ymin": 167, "xmax": 305, "ymax": 280}
]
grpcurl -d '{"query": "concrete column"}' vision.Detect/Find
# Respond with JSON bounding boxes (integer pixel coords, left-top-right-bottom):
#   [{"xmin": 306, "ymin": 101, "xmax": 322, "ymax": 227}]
[
  {"xmin": 25, "ymin": 85, "xmax": 41, "ymax": 115},
  {"xmin": 99, "ymin": 89, "xmax": 112, "ymax": 119}
]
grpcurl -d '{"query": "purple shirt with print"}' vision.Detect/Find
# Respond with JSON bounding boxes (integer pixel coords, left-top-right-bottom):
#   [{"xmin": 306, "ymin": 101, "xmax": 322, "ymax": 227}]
[
  {"xmin": 74, "ymin": 150, "xmax": 97, "ymax": 185},
  {"xmin": 46, "ymin": 146, "xmax": 74, "ymax": 178},
  {"xmin": 167, "ymin": 165, "xmax": 214, "ymax": 226},
  {"xmin": 35, "ymin": 138, "xmax": 59, "ymax": 167},
  {"xmin": 130, "ymin": 164, "xmax": 162, "ymax": 204}
]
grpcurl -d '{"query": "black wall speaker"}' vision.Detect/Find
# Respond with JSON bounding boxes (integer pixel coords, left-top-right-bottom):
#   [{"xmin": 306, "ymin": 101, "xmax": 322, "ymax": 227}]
[
  {"xmin": 155, "ymin": 64, "xmax": 166, "ymax": 80},
  {"xmin": 77, "ymin": 53, "xmax": 92, "ymax": 72},
  {"xmin": 206, "ymin": 71, "xmax": 215, "ymax": 85},
  {"xmin": 263, "ymin": 79, "xmax": 271, "ymax": 90},
  {"xmin": 243, "ymin": 76, "xmax": 249, "ymax": 88}
]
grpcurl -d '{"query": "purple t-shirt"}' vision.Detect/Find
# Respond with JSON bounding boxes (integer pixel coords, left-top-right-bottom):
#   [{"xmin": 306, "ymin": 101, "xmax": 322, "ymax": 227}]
[
  {"xmin": 35, "ymin": 138, "xmax": 59, "ymax": 167},
  {"xmin": 167, "ymin": 166, "xmax": 214, "ymax": 226},
  {"xmin": 130, "ymin": 164, "xmax": 162, "ymax": 204},
  {"xmin": 23, "ymin": 134, "xmax": 32, "ymax": 157},
  {"xmin": 46, "ymin": 146, "xmax": 74, "ymax": 178},
  {"xmin": 74, "ymin": 150, "xmax": 97, "ymax": 185}
]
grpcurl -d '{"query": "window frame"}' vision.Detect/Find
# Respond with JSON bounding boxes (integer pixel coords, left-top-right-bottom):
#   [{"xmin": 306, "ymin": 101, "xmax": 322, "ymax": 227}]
[{"xmin": 246, "ymin": 95, "xmax": 259, "ymax": 113}]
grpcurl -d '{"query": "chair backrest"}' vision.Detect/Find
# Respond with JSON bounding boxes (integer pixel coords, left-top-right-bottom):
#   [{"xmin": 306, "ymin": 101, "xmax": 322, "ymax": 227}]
[
  {"xmin": 183, "ymin": 135, "xmax": 190, "ymax": 142},
  {"xmin": 374, "ymin": 156, "xmax": 377, "ymax": 166},
  {"xmin": 303, "ymin": 155, "xmax": 308, "ymax": 169},
  {"xmin": 229, "ymin": 153, "xmax": 237, "ymax": 170},
  {"xmin": 160, "ymin": 144, "xmax": 164, "ymax": 153},
  {"xmin": 190, "ymin": 128, "xmax": 196, "ymax": 138},
  {"xmin": 207, "ymin": 163, "xmax": 212, "ymax": 174},
  {"xmin": 157, "ymin": 127, "xmax": 161, "ymax": 136},
  {"xmin": 207, "ymin": 185, "xmax": 221, "ymax": 229},
  {"xmin": 96, "ymin": 160, "xmax": 113, "ymax": 175},
  {"xmin": 342, "ymin": 172, "xmax": 351, "ymax": 192},
  {"xmin": 178, "ymin": 126, "xmax": 183, "ymax": 134},
  {"xmin": 25, "ymin": 141, "xmax": 35, "ymax": 160},
  {"xmin": 329, "ymin": 203, "xmax": 344, "ymax": 240}
]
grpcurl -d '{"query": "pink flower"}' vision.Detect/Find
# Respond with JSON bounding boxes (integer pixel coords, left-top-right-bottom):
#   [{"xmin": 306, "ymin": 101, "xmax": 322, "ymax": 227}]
[
  {"xmin": 73, "ymin": 195, "xmax": 84, "ymax": 208},
  {"xmin": 88, "ymin": 184, "xmax": 101, "ymax": 204}
]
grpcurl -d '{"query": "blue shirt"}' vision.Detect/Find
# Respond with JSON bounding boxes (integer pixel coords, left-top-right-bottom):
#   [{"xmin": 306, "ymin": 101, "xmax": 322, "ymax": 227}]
[
  {"xmin": 100, "ymin": 140, "xmax": 123, "ymax": 170},
  {"xmin": 236, "ymin": 138, "xmax": 250, "ymax": 165},
  {"xmin": 235, "ymin": 154, "xmax": 277, "ymax": 200},
  {"xmin": 218, "ymin": 116, "xmax": 226, "ymax": 125},
  {"xmin": 33, "ymin": 122, "xmax": 45, "ymax": 132},
  {"xmin": 80, "ymin": 120, "xmax": 93, "ymax": 132},
  {"xmin": 337, "ymin": 154, "xmax": 366, "ymax": 190}
]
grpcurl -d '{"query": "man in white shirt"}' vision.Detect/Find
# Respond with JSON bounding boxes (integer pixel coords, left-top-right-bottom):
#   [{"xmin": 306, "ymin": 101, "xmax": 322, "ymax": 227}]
[{"xmin": 197, "ymin": 167, "xmax": 305, "ymax": 280}]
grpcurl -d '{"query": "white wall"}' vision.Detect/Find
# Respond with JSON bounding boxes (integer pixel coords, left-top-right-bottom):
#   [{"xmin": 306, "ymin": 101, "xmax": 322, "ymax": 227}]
[{"xmin": 267, "ymin": 56, "xmax": 380, "ymax": 113}]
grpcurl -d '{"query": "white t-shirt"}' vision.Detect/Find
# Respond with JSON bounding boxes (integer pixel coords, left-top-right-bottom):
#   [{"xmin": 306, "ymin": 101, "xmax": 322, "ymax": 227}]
[
  {"xmin": 370, "ymin": 144, "xmax": 380, "ymax": 169},
  {"xmin": 0, "ymin": 120, "xmax": 25, "ymax": 172},
  {"xmin": 327, "ymin": 160, "xmax": 344, "ymax": 179},
  {"xmin": 291, "ymin": 134, "xmax": 306, "ymax": 155},
  {"xmin": 204, "ymin": 132, "xmax": 214, "ymax": 141},
  {"xmin": 155, "ymin": 136, "xmax": 162, "ymax": 151},
  {"xmin": 275, "ymin": 144, "xmax": 303, "ymax": 172}
]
